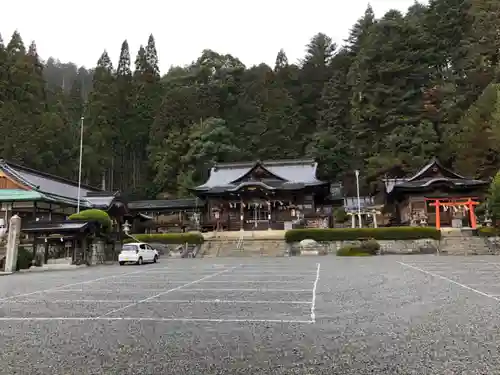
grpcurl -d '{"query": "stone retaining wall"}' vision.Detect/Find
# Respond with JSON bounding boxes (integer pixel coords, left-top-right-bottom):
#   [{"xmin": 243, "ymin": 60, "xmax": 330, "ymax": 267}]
[{"xmin": 287, "ymin": 239, "xmax": 440, "ymax": 255}]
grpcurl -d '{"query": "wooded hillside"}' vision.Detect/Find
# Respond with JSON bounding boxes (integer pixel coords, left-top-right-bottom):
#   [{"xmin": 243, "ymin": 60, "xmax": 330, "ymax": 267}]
[{"xmin": 0, "ymin": 0, "xmax": 499, "ymax": 199}]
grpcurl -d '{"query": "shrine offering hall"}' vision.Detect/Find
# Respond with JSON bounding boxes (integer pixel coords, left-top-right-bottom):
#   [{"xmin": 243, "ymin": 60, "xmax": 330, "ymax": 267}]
[{"xmin": 189, "ymin": 159, "xmax": 340, "ymax": 231}]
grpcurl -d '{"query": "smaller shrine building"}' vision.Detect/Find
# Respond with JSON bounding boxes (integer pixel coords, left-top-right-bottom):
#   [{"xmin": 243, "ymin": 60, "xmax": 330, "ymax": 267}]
[{"xmin": 382, "ymin": 158, "xmax": 490, "ymax": 229}]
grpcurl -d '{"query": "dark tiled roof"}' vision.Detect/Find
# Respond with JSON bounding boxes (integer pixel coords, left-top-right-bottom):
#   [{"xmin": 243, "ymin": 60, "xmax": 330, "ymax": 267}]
[
  {"xmin": 128, "ymin": 198, "xmax": 205, "ymax": 210},
  {"xmin": 395, "ymin": 177, "xmax": 488, "ymax": 189},
  {"xmin": 0, "ymin": 160, "xmax": 101, "ymax": 205},
  {"xmin": 0, "ymin": 160, "xmax": 123, "ymax": 209},
  {"xmin": 384, "ymin": 157, "xmax": 489, "ymax": 193},
  {"xmin": 22, "ymin": 220, "xmax": 94, "ymax": 233},
  {"xmin": 407, "ymin": 157, "xmax": 466, "ymax": 181},
  {"xmin": 193, "ymin": 159, "xmax": 327, "ymax": 193}
]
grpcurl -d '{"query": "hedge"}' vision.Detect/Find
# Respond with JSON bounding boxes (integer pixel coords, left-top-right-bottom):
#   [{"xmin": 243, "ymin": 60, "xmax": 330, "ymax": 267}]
[
  {"xmin": 336, "ymin": 245, "xmax": 373, "ymax": 257},
  {"xmin": 477, "ymin": 227, "xmax": 500, "ymax": 237},
  {"xmin": 123, "ymin": 232, "xmax": 204, "ymax": 245},
  {"xmin": 285, "ymin": 227, "xmax": 441, "ymax": 243},
  {"xmin": 69, "ymin": 209, "xmax": 112, "ymax": 230}
]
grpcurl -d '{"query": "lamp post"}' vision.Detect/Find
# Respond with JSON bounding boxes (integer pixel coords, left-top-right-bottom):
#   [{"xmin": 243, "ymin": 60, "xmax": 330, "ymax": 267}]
[
  {"xmin": 77, "ymin": 116, "xmax": 84, "ymax": 213},
  {"xmin": 355, "ymin": 170, "xmax": 362, "ymax": 228}
]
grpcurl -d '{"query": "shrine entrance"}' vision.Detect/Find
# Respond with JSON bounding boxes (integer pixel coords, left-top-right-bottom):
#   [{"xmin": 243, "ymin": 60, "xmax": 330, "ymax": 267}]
[{"xmin": 425, "ymin": 198, "xmax": 479, "ymax": 230}]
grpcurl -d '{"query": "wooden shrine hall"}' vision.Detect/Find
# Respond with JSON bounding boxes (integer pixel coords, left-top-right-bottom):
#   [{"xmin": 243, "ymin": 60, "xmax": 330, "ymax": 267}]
[
  {"xmin": 189, "ymin": 159, "xmax": 343, "ymax": 231},
  {"xmin": 382, "ymin": 158, "xmax": 489, "ymax": 229}
]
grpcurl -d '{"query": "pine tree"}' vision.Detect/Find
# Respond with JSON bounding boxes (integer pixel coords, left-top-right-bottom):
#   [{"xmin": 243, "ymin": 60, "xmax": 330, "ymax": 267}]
[
  {"xmin": 85, "ymin": 50, "xmax": 116, "ymax": 187},
  {"xmin": 349, "ymin": 10, "xmax": 437, "ymax": 178},
  {"xmin": 274, "ymin": 49, "xmax": 288, "ymax": 71},
  {"xmin": 310, "ymin": 49, "xmax": 355, "ymax": 180},
  {"xmin": 115, "ymin": 40, "xmax": 133, "ymax": 191},
  {"xmin": 296, "ymin": 33, "xmax": 337, "ymax": 152}
]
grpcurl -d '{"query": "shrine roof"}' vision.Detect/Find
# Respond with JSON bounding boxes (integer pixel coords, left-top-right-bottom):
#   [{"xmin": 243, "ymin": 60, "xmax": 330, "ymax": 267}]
[
  {"xmin": 128, "ymin": 198, "xmax": 205, "ymax": 210},
  {"xmin": 0, "ymin": 160, "xmax": 124, "ymax": 210},
  {"xmin": 383, "ymin": 158, "xmax": 489, "ymax": 193},
  {"xmin": 191, "ymin": 159, "xmax": 328, "ymax": 194}
]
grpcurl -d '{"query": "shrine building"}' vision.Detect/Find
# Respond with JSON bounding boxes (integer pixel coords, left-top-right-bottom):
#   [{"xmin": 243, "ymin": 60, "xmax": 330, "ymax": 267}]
[
  {"xmin": 189, "ymin": 159, "xmax": 343, "ymax": 231},
  {"xmin": 382, "ymin": 158, "xmax": 489, "ymax": 229}
]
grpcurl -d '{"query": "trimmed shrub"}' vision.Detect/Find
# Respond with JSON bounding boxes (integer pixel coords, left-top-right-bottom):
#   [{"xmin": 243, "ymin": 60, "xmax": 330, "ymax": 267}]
[
  {"xmin": 336, "ymin": 245, "xmax": 371, "ymax": 257},
  {"xmin": 333, "ymin": 208, "xmax": 349, "ymax": 223},
  {"xmin": 69, "ymin": 209, "xmax": 112, "ymax": 231},
  {"xmin": 16, "ymin": 247, "xmax": 34, "ymax": 270},
  {"xmin": 285, "ymin": 227, "xmax": 441, "ymax": 243},
  {"xmin": 360, "ymin": 239, "xmax": 381, "ymax": 255},
  {"xmin": 478, "ymin": 227, "xmax": 500, "ymax": 237},
  {"xmin": 123, "ymin": 232, "xmax": 204, "ymax": 245}
]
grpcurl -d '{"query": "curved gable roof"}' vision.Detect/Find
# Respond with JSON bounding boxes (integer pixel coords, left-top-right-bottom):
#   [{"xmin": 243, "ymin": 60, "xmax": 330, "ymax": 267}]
[
  {"xmin": 408, "ymin": 157, "xmax": 466, "ymax": 182},
  {"xmin": 194, "ymin": 159, "xmax": 325, "ymax": 190},
  {"xmin": 0, "ymin": 160, "xmax": 122, "ymax": 209}
]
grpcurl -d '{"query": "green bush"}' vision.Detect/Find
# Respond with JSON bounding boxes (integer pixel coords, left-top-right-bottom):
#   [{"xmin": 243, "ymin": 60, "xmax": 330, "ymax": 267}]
[
  {"xmin": 69, "ymin": 209, "xmax": 112, "ymax": 231},
  {"xmin": 123, "ymin": 232, "xmax": 204, "ymax": 245},
  {"xmin": 333, "ymin": 208, "xmax": 349, "ymax": 223},
  {"xmin": 336, "ymin": 245, "xmax": 371, "ymax": 257},
  {"xmin": 285, "ymin": 227, "xmax": 441, "ymax": 243},
  {"xmin": 16, "ymin": 247, "xmax": 34, "ymax": 270},
  {"xmin": 478, "ymin": 227, "xmax": 500, "ymax": 237},
  {"xmin": 360, "ymin": 239, "xmax": 381, "ymax": 255}
]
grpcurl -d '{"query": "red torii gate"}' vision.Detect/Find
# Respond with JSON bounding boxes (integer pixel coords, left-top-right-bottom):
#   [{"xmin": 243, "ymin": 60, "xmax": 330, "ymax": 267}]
[{"xmin": 426, "ymin": 198, "xmax": 479, "ymax": 230}]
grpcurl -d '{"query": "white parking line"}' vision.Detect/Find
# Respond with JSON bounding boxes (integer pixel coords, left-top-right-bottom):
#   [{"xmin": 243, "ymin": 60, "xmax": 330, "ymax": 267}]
[
  {"xmin": 398, "ymin": 261, "xmax": 500, "ymax": 302},
  {"xmin": 9, "ymin": 299, "xmax": 313, "ymax": 304},
  {"xmin": 99, "ymin": 266, "xmax": 241, "ymax": 317},
  {"xmin": 177, "ymin": 288, "xmax": 311, "ymax": 292},
  {"xmin": 96, "ymin": 280, "xmax": 308, "ymax": 284},
  {"xmin": 0, "ymin": 317, "xmax": 313, "ymax": 324},
  {"xmin": 0, "ymin": 266, "xmax": 175, "ymax": 303},
  {"xmin": 215, "ymin": 274, "xmax": 316, "ymax": 277},
  {"xmin": 311, "ymin": 263, "xmax": 321, "ymax": 323},
  {"xmin": 192, "ymin": 280, "xmax": 307, "ymax": 284}
]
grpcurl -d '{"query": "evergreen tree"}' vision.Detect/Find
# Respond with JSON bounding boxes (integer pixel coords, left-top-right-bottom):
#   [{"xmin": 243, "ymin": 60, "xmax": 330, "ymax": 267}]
[
  {"xmin": 2, "ymin": 1, "xmax": 500, "ymax": 199},
  {"xmin": 85, "ymin": 50, "xmax": 116, "ymax": 187}
]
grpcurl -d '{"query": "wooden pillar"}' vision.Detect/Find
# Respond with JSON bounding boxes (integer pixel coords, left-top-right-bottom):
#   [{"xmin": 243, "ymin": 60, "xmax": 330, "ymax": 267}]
[
  {"xmin": 32, "ymin": 234, "xmax": 37, "ymax": 262},
  {"xmin": 44, "ymin": 240, "xmax": 49, "ymax": 264}
]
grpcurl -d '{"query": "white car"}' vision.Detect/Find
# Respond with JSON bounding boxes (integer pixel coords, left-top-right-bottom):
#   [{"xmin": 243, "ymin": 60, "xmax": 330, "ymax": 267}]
[{"xmin": 119, "ymin": 242, "xmax": 159, "ymax": 265}]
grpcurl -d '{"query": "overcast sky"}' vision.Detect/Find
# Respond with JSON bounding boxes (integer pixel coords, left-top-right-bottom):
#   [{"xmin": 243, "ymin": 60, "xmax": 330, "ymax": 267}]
[{"xmin": 1, "ymin": 0, "xmax": 423, "ymax": 73}]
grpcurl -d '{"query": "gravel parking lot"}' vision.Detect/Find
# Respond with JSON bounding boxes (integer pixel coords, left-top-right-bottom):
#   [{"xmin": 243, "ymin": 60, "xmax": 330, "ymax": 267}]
[{"xmin": 2, "ymin": 256, "xmax": 500, "ymax": 374}]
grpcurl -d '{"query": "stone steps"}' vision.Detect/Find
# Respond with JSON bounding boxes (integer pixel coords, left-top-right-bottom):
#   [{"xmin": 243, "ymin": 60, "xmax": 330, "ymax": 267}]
[
  {"xmin": 439, "ymin": 233, "xmax": 492, "ymax": 255},
  {"xmin": 202, "ymin": 239, "xmax": 286, "ymax": 257}
]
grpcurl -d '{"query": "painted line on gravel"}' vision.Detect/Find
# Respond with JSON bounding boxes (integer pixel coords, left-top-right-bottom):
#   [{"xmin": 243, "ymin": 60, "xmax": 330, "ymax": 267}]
[
  {"xmin": 174, "ymin": 288, "xmax": 311, "ymax": 292},
  {"xmin": 398, "ymin": 261, "xmax": 500, "ymax": 302},
  {"xmin": 9, "ymin": 299, "xmax": 313, "ymax": 304},
  {"xmin": 99, "ymin": 266, "xmax": 241, "ymax": 317},
  {"xmin": 0, "ymin": 265, "xmax": 175, "ymax": 303},
  {"xmin": 0, "ymin": 317, "xmax": 313, "ymax": 324},
  {"xmin": 311, "ymin": 263, "xmax": 321, "ymax": 323}
]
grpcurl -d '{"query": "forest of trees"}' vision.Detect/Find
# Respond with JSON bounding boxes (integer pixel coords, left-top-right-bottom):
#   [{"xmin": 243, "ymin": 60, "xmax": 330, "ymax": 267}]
[{"xmin": 0, "ymin": 0, "xmax": 499, "ymax": 199}]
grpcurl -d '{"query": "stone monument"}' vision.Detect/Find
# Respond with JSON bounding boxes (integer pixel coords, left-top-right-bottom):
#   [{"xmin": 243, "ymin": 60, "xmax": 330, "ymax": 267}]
[{"xmin": 4, "ymin": 214, "xmax": 21, "ymax": 273}]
